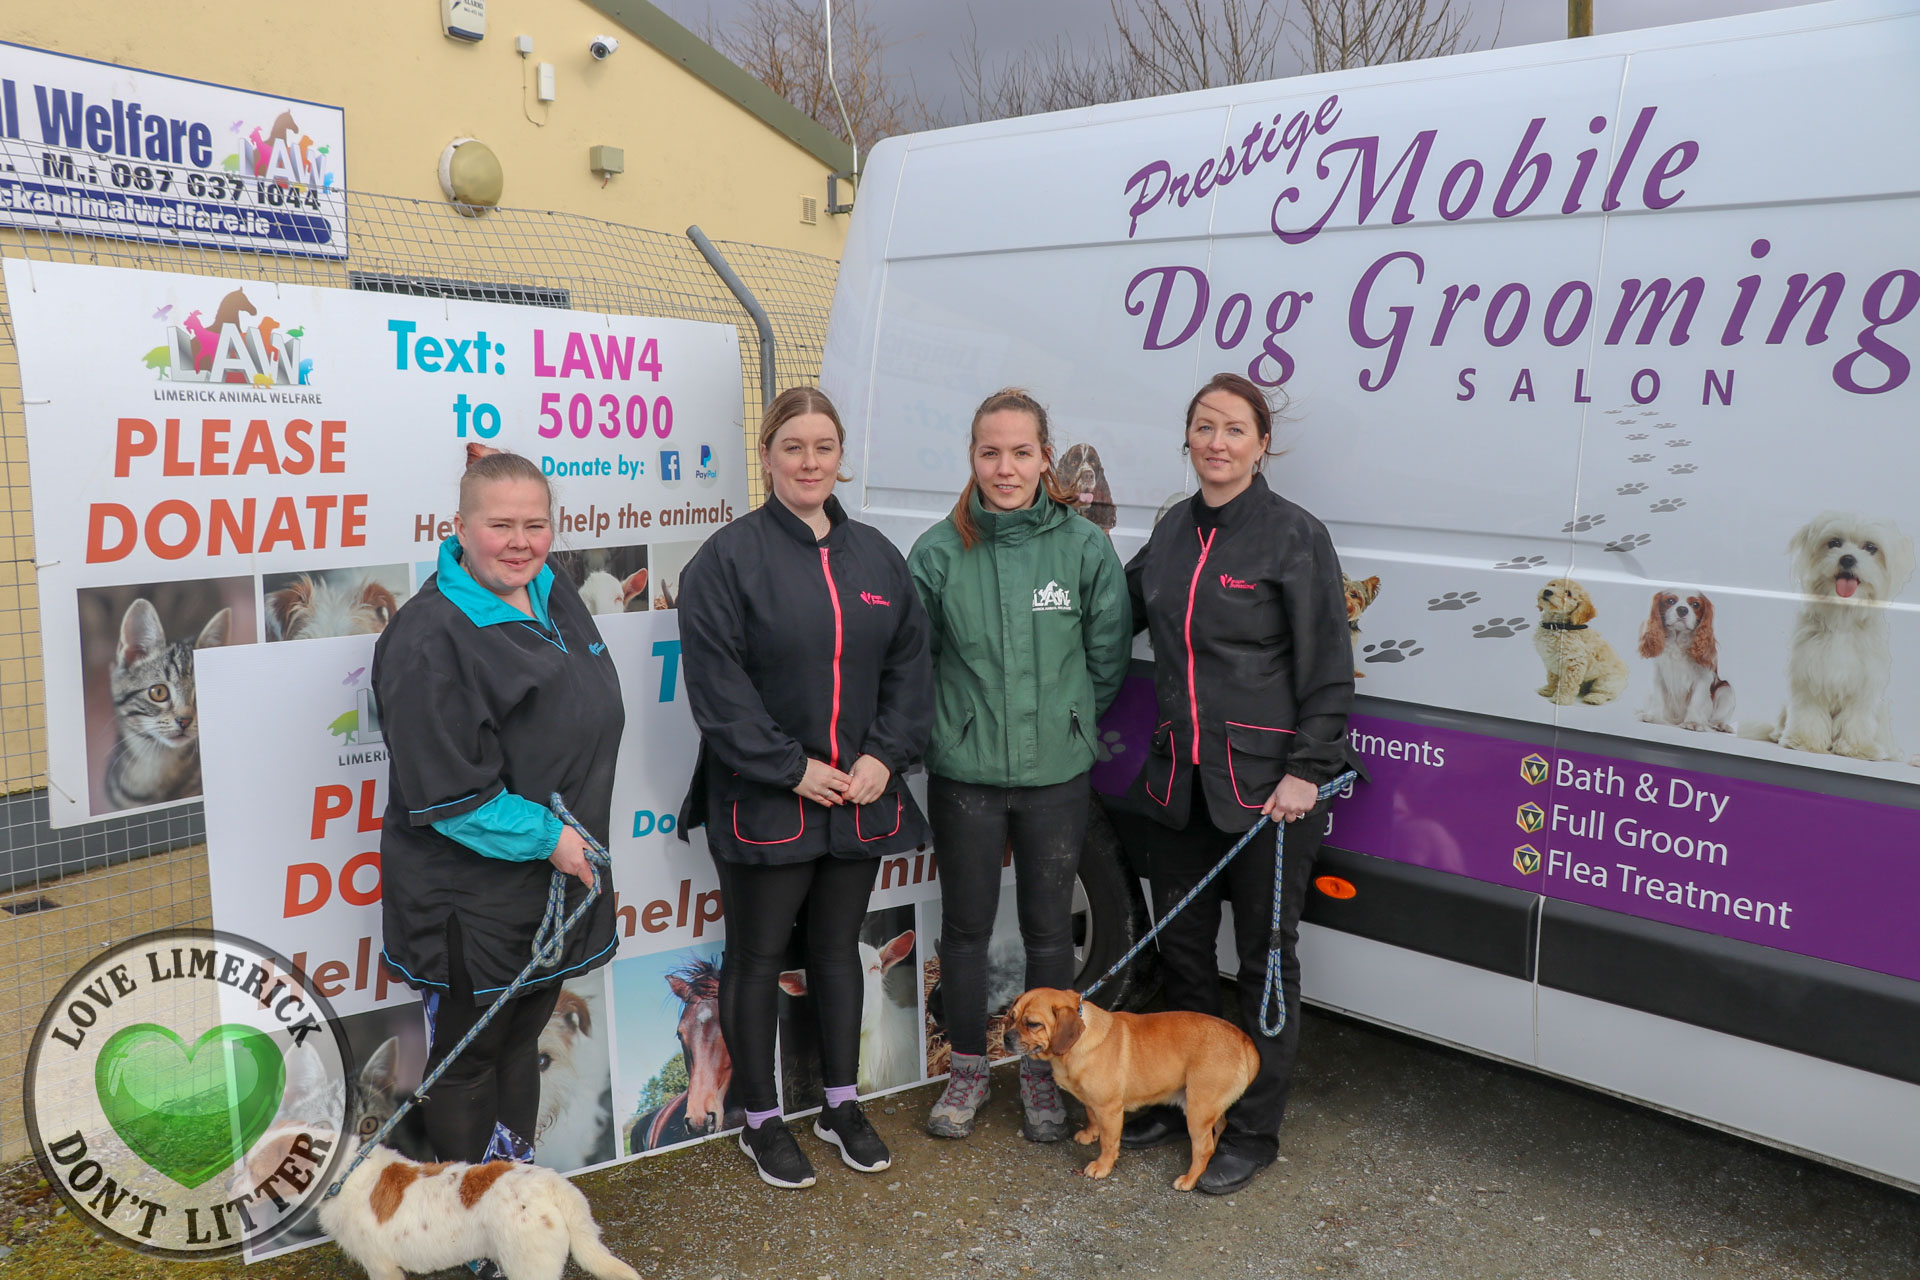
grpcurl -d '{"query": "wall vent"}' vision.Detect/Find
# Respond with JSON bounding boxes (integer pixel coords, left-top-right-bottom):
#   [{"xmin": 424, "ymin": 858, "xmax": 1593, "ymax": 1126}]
[{"xmin": 800, "ymin": 196, "xmax": 818, "ymax": 225}]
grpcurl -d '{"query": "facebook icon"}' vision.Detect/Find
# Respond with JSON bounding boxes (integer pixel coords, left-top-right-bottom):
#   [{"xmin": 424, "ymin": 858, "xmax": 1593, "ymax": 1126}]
[{"xmin": 660, "ymin": 449, "xmax": 681, "ymax": 480}]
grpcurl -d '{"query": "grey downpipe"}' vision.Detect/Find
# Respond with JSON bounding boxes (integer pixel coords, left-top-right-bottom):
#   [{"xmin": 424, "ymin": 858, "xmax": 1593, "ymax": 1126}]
[{"xmin": 687, "ymin": 225, "xmax": 776, "ymax": 411}]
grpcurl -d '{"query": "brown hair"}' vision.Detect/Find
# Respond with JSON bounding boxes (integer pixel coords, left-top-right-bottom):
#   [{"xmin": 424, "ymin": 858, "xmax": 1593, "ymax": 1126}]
[
  {"xmin": 758, "ymin": 385, "xmax": 853, "ymax": 483},
  {"xmin": 458, "ymin": 444, "xmax": 552, "ymax": 518},
  {"xmin": 951, "ymin": 388, "xmax": 1078, "ymax": 551},
  {"xmin": 1184, "ymin": 372, "xmax": 1281, "ymax": 463}
]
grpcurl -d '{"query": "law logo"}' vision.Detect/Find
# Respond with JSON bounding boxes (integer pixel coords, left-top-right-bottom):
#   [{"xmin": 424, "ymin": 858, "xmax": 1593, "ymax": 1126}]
[
  {"xmin": 1516, "ymin": 801, "xmax": 1545, "ymax": 834},
  {"xmin": 1513, "ymin": 844, "xmax": 1542, "ymax": 875},
  {"xmin": 660, "ymin": 449, "xmax": 681, "ymax": 482},
  {"xmin": 1520, "ymin": 753, "xmax": 1549, "ymax": 786}
]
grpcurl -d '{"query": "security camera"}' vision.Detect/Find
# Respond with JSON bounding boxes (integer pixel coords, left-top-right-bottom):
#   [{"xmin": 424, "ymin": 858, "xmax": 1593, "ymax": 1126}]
[{"xmin": 589, "ymin": 35, "xmax": 620, "ymax": 59}]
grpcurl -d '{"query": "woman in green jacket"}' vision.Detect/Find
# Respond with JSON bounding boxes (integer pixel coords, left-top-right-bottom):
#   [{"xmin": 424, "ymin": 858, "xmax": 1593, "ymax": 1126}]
[{"xmin": 908, "ymin": 388, "xmax": 1131, "ymax": 1142}]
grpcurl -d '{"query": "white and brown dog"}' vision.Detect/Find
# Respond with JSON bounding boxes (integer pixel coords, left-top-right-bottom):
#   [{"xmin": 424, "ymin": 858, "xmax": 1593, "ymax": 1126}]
[
  {"xmin": 1636, "ymin": 590, "xmax": 1735, "ymax": 732},
  {"xmin": 1743, "ymin": 512, "xmax": 1915, "ymax": 760},
  {"xmin": 318, "ymin": 1143, "xmax": 640, "ymax": 1280},
  {"xmin": 534, "ymin": 989, "xmax": 613, "ymax": 1172},
  {"xmin": 1533, "ymin": 578, "xmax": 1629, "ymax": 706}
]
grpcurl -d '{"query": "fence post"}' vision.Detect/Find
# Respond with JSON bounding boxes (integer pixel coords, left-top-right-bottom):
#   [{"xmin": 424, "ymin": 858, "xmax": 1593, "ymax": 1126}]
[{"xmin": 687, "ymin": 225, "xmax": 776, "ymax": 412}]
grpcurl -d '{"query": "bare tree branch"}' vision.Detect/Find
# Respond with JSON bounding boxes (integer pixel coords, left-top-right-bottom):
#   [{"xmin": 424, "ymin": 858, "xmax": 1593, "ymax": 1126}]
[
  {"xmin": 1288, "ymin": 0, "xmax": 1494, "ymax": 75},
  {"xmin": 712, "ymin": 0, "xmax": 934, "ymax": 150}
]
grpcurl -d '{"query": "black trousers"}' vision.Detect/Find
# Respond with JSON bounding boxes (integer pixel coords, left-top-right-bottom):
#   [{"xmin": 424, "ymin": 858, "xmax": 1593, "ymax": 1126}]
[
  {"xmin": 928, "ymin": 773, "xmax": 1088, "ymax": 1057},
  {"xmin": 420, "ymin": 914, "xmax": 562, "ymax": 1164},
  {"xmin": 710, "ymin": 852, "xmax": 880, "ymax": 1112},
  {"xmin": 1148, "ymin": 796, "xmax": 1329, "ymax": 1163}
]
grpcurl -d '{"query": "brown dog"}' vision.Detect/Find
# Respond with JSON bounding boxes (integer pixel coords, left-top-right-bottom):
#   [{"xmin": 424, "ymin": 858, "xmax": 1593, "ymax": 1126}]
[{"xmin": 1009, "ymin": 988, "xmax": 1259, "ymax": 1190}]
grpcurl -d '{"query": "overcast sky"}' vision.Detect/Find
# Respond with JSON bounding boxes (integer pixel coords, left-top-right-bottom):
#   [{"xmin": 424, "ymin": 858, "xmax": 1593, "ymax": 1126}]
[{"xmin": 653, "ymin": 0, "xmax": 1826, "ymax": 122}]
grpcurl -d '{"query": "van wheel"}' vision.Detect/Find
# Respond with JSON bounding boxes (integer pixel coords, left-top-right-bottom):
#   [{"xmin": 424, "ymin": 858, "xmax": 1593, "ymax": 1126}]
[{"xmin": 1071, "ymin": 796, "xmax": 1159, "ymax": 1012}]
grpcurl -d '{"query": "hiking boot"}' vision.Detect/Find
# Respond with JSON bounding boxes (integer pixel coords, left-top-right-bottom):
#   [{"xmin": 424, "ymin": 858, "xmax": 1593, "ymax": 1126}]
[
  {"xmin": 813, "ymin": 1101, "xmax": 892, "ymax": 1172},
  {"xmin": 1019, "ymin": 1055, "xmax": 1069, "ymax": 1143},
  {"xmin": 738, "ymin": 1117, "xmax": 816, "ymax": 1189},
  {"xmin": 926, "ymin": 1052, "xmax": 991, "ymax": 1138}
]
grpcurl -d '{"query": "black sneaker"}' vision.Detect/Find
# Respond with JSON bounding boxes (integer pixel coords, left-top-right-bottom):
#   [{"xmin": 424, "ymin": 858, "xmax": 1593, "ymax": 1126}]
[
  {"xmin": 738, "ymin": 1117, "xmax": 817, "ymax": 1188},
  {"xmin": 813, "ymin": 1101, "xmax": 892, "ymax": 1172}
]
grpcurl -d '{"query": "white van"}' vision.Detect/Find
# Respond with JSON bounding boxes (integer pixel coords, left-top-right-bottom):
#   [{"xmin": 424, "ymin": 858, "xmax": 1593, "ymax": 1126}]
[{"xmin": 821, "ymin": 0, "xmax": 1920, "ymax": 1190}]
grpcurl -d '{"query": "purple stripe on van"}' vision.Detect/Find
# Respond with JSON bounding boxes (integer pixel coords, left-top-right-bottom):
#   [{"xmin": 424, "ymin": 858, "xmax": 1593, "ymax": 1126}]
[{"xmin": 1330, "ymin": 714, "xmax": 1920, "ymax": 984}]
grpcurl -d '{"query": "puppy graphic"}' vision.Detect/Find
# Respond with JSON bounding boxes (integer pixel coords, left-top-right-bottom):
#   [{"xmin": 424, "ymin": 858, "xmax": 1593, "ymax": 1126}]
[
  {"xmin": 535, "ymin": 989, "xmax": 614, "ymax": 1172},
  {"xmin": 1057, "ymin": 443, "xmax": 1115, "ymax": 532},
  {"xmin": 1533, "ymin": 578, "xmax": 1628, "ymax": 706},
  {"xmin": 1742, "ymin": 512, "xmax": 1914, "ymax": 760},
  {"xmin": 1636, "ymin": 590, "xmax": 1734, "ymax": 732},
  {"xmin": 1343, "ymin": 574, "xmax": 1381, "ymax": 677}
]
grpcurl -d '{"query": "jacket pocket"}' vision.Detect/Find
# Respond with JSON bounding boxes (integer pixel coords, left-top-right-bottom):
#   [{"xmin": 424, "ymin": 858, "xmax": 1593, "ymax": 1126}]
[
  {"xmin": 729, "ymin": 774, "xmax": 807, "ymax": 846},
  {"xmin": 855, "ymin": 783, "xmax": 904, "ymax": 843},
  {"xmin": 1225, "ymin": 721, "xmax": 1296, "ymax": 810},
  {"xmin": 1144, "ymin": 720, "xmax": 1175, "ymax": 807}
]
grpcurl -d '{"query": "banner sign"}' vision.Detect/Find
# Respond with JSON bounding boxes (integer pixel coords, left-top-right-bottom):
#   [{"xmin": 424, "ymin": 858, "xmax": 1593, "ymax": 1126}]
[
  {"xmin": 1333, "ymin": 713, "xmax": 1920, "ymax": 984},
  {"xmin": 0, "ymin": 42, "xmax": 346, "ymax": 257},
  {"xmin": 3, "ymin": 258, "xmax": 741, "ymax": 827}
]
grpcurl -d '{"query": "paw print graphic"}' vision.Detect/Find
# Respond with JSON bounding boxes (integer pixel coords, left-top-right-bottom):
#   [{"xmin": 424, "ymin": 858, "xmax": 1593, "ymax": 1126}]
[
  {"xmin": 1668, "ymin": 463, "xmax": 1697, "ymax": 475},
  {"xmin": 1655, "ymin": 422, "xmax": 1677, "ymax": 429},
  {"xmin": 1605, "ymin": 533, "xmax": 1652, "ymax": 553},
  {"xmin": 1427, "ymin": 591, "xmax": 1480, "ymax": 611},
  {"xmin": 1627, "ymin": 433, "xmax": 1650, "ymax": 440},
  {"xmin": 1649, "ymin": 497, "xmax": 1686, "ymax": 513},
  {"xmin": 1471, "ymin": 617, "xmax": 1530, "ymax": 639},
  {"xmin": 1616, "ymin": 482, "xmax": 1648, "ymax": 495},
  {"xmin": 1494, "ymin": 554, "xmax": 1547, "ymax": 570},
  {"xmin": 1665, "ymin": 438, "xmax": 1691, "ymax": 448},
  {"xmin": 1363, "ymin": 639, "xmax": 1424, "ymax": 664},
  {"xmin": 1629, "ymin": 453, "xmax": 1654, "ymax": 463},
  {"xmin": 1092, "ymin": 728, "xmax": 1128, "ymax": 764},
  {"xmin": 1562, "ymin": 514, "xmax": 1607, "ymax": 532}
]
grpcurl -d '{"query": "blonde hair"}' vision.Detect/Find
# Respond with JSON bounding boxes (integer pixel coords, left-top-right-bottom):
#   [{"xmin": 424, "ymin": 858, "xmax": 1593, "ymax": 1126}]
[
  {"xmin": 951, "ymin": 387, "xmax": 1076, "ymax": 551},
  {"xmin": 458, "ymin": 447, "xmax": 552, "ymax": 517},
  {"xmin": 759, "ymin": 385, "xmax": 853, "ymax": 483}
]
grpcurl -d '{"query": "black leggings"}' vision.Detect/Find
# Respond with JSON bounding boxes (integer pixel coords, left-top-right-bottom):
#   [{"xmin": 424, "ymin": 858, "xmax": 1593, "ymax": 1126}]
[
  {"xmin": 420, "ymin": 915, "xmax": 562, "ymax": 1164},
  {"xmin": 711, "ymin": 853, "xmax": 880, "ymax": 1112},
  {"xmin": 928, "ymin": 773, "xmax": 1088, "ymax": 1057}
]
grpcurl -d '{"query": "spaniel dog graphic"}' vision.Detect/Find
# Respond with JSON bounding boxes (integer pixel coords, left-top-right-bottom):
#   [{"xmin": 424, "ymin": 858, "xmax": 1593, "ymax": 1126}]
[
  {"xmin": 1636, "ymin": 590, "xmax": 1734, "ymax": 732},
  {"xmin": 1057, "ymin": 443, "xmax": 1115, "ymax": 532},
  {"xmin": 1742, "ymin": 511, "xmax": 1915, "ymax": 760},
  {"xmin": 1533, "ymin": 578, "xmax": 1628, "ymax": 706}
]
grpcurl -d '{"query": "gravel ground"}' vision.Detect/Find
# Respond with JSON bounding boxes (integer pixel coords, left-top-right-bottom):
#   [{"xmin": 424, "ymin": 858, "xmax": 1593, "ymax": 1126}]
[{"xmin": 3, "ymin": 1007, "xmax": 1916, "ymax": 1279}]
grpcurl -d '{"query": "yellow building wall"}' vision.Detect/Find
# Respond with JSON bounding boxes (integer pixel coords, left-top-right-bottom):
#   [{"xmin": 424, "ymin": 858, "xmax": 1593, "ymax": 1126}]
[{"xmin": 5, "ymin": 0, "xmax": 851, "ymax": 255}]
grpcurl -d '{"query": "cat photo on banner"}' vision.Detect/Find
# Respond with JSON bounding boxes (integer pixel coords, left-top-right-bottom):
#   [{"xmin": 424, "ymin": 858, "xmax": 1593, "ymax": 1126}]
[{"xmin": 76, "ymin": 577, "xmax": 258, "ymax": 814}]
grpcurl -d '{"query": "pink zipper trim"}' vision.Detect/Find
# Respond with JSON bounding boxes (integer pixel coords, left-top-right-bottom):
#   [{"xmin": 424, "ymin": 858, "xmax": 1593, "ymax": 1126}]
[
  {"xmin": 1224, "ymin": 721, "xmax": 1296, "ymax": 735},
  {"xmin": 819, "ymin": 547, "xmax": 844, "ymax": 768},
  {"xmin": 1184, "ymin": 527, "xmax": 1216, "ymax": 765}
]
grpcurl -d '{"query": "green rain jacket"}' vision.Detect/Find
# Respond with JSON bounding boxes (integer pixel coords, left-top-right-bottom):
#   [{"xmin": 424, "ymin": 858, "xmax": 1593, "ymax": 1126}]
[{"xmin": 908, "ymin": 489, "xmax": 1132, "ymax": 787}]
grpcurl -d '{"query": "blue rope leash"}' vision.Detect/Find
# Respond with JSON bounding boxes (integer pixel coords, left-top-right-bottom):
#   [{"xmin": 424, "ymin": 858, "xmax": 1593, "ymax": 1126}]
[
  {"xmin": 1079, "ymin": 770, "xmax": 1357, "ymax": 1039},
  {"xmin": 322, "ymin": 792, "xmax": 610, "ymax": 1199}
]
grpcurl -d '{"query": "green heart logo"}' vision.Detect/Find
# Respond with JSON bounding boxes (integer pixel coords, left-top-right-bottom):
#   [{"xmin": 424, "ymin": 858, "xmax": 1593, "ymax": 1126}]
[{"xmin": 95, "ymin": 1023, "xmax": 285, "ymax": 1190}]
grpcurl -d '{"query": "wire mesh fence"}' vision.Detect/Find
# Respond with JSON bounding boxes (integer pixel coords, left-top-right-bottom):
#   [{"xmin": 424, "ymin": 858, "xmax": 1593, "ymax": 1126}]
[{"xmin": 0, "ymin": 144, "xmax": 841, "ymax": 1159}]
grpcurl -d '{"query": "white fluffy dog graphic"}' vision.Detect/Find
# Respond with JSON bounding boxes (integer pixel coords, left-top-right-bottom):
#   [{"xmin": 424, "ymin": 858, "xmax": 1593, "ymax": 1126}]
[{"xmin": 1742, "ymin": 511, "xmax": 1915, "ymax": 760}]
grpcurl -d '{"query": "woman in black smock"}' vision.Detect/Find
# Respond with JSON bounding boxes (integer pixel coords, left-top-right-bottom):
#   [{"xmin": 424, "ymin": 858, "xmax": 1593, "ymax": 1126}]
[
  {"xmin": 678, "ymin": 386, "xmax": 932, "ymax": 1190},
  {"xmin": 1121, "ymin": 372, "xmax": 1360, "ymax": 1196},
  {"xmin": 374, "ymin": 451, "xmax": 621, "ymax": 1191}
]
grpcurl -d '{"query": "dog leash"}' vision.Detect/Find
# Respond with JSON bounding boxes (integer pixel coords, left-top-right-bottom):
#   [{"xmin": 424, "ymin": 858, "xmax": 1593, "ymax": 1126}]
[
  {"xmin": 1078, "ymin": 770, "xmax": 1358, "ymax": 1039},
  {"xmin": 321, "ymin": 793, "xmax": 611, "ymax": 1199}
]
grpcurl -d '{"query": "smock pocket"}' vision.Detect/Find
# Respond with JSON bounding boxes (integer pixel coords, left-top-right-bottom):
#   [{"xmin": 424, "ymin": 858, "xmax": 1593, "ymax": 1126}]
[
  {"xmin": 855, "ymin": 782, "xmax": 904, "ymax": 843},
  {"xmin": 1144, "ymin": 720, "xmax": 1175, "ymax": 807},
  {"xmin": 1225, "ymin": 721, "xmax": 1296, "ymax": 810},
  {"xmin": 729, "ymin": 774, "xmax": 806, "ymax": 846}
]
